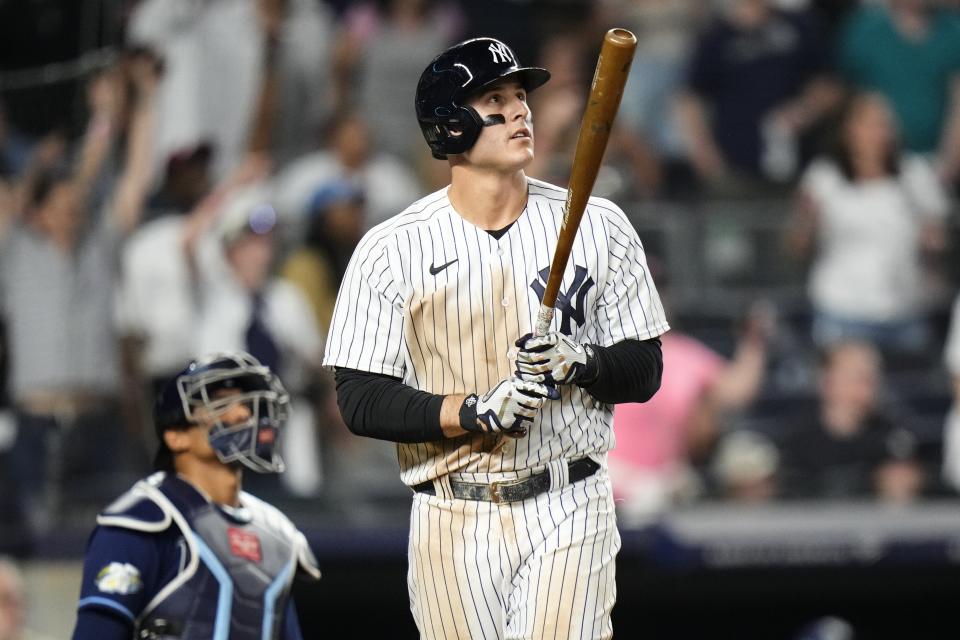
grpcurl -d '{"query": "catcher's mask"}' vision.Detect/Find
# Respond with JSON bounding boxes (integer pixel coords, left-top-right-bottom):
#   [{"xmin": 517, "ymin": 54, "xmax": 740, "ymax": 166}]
[
  {"xmin": 415, "ymin": 37, "xmax": 550, "ymax": 160},
  {"xmin": 154, "ymin": 351, "xmax": 290, "ymax": 474}
]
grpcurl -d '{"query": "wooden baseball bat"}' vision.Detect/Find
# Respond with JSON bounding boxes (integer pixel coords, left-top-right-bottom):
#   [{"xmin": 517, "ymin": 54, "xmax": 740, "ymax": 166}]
[{"xmin": 533, "ymin": 28, "xmax": 637, "ymax": 336}]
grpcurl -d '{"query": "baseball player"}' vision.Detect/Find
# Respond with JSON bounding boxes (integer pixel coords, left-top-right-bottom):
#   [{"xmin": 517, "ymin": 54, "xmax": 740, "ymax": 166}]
[
  {"xmin": 72, "ymin": 351, "xmax": 319, "ymax": 639},
  {"xmin": 324, "ymin": 37, "xmax": 668, "ymax": 639}
]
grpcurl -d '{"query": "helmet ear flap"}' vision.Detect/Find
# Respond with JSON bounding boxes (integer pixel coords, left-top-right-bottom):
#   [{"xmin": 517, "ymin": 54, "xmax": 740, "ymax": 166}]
[{"xmin": 423, "ymin": 105, "xmax": 484, "ymax": 160}]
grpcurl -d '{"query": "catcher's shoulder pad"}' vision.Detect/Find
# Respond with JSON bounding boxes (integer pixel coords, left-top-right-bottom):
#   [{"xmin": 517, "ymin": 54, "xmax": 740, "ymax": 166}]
[
  {"xmin": 240, "ymin": 490, "xmax": 321, "ymax": 581},
  {"xmin": 96, "ymin": 472, "xmax": 173, "ymax": 533}
]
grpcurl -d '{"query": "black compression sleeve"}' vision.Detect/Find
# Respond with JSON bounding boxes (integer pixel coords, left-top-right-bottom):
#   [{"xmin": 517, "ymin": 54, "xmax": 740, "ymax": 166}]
[
  {"xmin": 334, "ymin": 368, "xmax": 445, "ymax": 443},
  {"xmin": 579, "ymin": 337, "xmax": 663, "ymax": 404}
]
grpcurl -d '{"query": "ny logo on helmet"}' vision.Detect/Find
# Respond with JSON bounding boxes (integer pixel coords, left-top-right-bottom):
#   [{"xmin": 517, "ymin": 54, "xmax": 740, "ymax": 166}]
[
  {"xmin": 530, "ymin": 265, "xmax": 595, "ymax": 336},
  {"xmin": 488, "ymin": 42, "xmax": 514, "ymax": 65}
]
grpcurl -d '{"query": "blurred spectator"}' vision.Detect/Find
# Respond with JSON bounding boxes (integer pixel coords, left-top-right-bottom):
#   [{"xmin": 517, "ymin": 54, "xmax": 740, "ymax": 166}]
[
  {"xmin": 610, "ymin": 260, "xmax": 772, "ymax": 522},
  {"xmin": 0, "ymin": 59, "xmax": 155, "ymax": 539},
  {"xmin": 838, "ymin": 0, "xmax": 960, "ymax": 188},
  {"xmin": 334, "ymin": 0, "xmax": 461, "ymax": 166},
  {"xmin": 0, "ymin": 414, "xmax": 26, "ymax": 557},
  {"xmin": 128, "ymin": 0, "xmax": 336, "ymax": 177},
  {"xmin": 116, "ymin": 144, "xmax": 272, "ymax": 403},
  {"xmin": 786, "ymin": 92, "xmax": 949, "ymax": 357},
  {"xmin": 3, "ymin": 134, "xmax": 66, "ymax": 230},
  {"xmin": 116, "ymin": 142, "xmax": 214, "ymax": 399},
  {"xmin": 272, "ymin": 112, "xmax": 422, "ymax": 231},
  {"xmin": 194, "ymin": 185, "xmax": 324, "ymax": 498},
  {"xmin": 119, "ymin": 7, "xmax": 294, "ymax": 429},
  {"xmin": 144, "ymin": 141, "xmax": 214, "ymax": 220},
  {"xmin": 0, "ymin": 557, "xmax": 57, "ymax": 640},
  {"xmin": 0, "ymin": 558, "xmax": 23, "ymax": 640},
  {"xmin": 0, "ymin": 317, "xmax": 27, "ymax": 557},
  {"xmin": 710, "ymin": 429, "xmax": 780, "ymax": 502},
  {"xmin": 807, "ymin": 0, "xmax": 861, "ymax": 44},
  {"xmin": 454, "ymin": 0, "xmax": 538, "ymax": 66},
  {"xmin": 281, "ymin": 179, "xmax": 366, "ymax": 336},
  {"xmin": 277, "ymin": 179, "xmax": 382, "ymax": 508},
  {"xmin": 276, "ymin": 178, "xmax": 407, "ymax": 513},
  {"xmin": 524, "ymin": 30, "xmax": 588, "ymax": 185},
  {"xmin": 776, "ymin": 341, "xmax": 924, "ymax": 502},
  {"xmin": 603, "ymin": 0, "xmax": 707, "ymax": 198},
  {"xmin": 0, "ymin": 103, "xmax": 32, "ymax": 179},
  {"xmin": 940, "ymin": 291, "xmax": 960, "ymax": 491},
  {"xmin": 676, "ymin": 0, "xmax": 842, "ymax": 192}
]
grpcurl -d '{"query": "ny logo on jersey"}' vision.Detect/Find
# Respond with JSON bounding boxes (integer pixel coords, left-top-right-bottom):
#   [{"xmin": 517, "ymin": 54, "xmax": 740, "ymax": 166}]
[
  {"xmin": 488, "ymin": 42, "xmax": 514, "ymax": 64},
  {"xmin": 530, "ymin": 265, "xmax": 595, "ymax": 336}
]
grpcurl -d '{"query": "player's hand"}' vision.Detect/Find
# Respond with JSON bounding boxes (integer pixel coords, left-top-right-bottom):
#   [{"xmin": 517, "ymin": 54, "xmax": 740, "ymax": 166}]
[
  {"xmin": 460, "ymin": 378, "xmax": 558, "ymax": 438},
  {"xmin": 515, "ymin": 332, "xmax": 595, "ymax": 386}
]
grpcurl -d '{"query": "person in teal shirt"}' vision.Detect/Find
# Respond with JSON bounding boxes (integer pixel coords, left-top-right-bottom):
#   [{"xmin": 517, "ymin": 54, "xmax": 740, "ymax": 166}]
[{"xmin": 839, "ymin": 0, "xmax": 960, "ymax": 186}]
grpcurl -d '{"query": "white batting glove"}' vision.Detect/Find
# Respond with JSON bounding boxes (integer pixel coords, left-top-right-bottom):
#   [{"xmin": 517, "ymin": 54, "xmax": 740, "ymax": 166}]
[
  {"xmin": 460, "ymin": 378, "xmax": 559, "ymax": 438},
  {"xmin": 515, "ymin": 332, "xmax": 596, "ymax": 386}
]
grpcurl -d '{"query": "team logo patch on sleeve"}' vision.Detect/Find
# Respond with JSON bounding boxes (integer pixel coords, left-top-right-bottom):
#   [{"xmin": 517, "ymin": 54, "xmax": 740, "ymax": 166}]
[
  {"xmin": 95, "ymin": 562, "xmax": 143, "ymax": 595},
  {"xmin": 228, "ymin": 527, "xmax": 262, "ymax": 563}
]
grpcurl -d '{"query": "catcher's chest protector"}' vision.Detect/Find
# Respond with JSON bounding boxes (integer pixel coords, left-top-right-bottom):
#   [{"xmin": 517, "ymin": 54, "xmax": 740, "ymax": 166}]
[{"xmin": 106, "ymin": 475, "xmax": 307, "ymax": 640}]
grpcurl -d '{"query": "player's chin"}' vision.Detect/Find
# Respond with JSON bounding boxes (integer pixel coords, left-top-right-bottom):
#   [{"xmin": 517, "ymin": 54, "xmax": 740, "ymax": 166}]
[{"xmin": 504, "ymin": 143, "xmax": 534, "ymax": 168}]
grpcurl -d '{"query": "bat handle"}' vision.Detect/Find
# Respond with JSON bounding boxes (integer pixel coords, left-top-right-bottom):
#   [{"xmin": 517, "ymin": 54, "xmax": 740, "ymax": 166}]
[{"xmin": 534, "ymin": 305, "xmax": 555, "ymax": 337}]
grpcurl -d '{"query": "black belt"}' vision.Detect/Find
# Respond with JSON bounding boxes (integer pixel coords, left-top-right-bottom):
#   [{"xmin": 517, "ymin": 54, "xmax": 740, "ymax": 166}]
[{"xmin": 412, "ymin": 457, "xmax": 600, "ymax": 504}]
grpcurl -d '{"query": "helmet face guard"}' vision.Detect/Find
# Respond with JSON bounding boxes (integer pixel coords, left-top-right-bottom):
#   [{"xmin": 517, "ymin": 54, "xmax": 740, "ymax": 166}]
[
  {"xmin": 173, "ymin": 352, "xmax": 290, "ymax": 474},
  {"xmin": 415, "ymin": 37, "xmax": 550, "ymax": 159}
]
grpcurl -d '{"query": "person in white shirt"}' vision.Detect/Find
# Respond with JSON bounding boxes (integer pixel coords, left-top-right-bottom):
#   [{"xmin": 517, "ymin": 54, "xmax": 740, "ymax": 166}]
[
  {"xmin": 787, "ymin": 92, "xmax": 949, "ymax": 356},
  {"xmin": 195, "ymin": 186, "xmax": 324, "ymax": 498}
]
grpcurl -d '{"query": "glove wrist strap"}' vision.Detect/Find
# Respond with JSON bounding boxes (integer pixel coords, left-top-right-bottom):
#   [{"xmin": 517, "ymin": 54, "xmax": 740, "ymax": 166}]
[
  {"xmin": 459, "ymin": 394, "xmax": 480, "ymax": 432},
  {"xmin": 575, "ymin": 344, "xmax": 600, "ymax": 387}
]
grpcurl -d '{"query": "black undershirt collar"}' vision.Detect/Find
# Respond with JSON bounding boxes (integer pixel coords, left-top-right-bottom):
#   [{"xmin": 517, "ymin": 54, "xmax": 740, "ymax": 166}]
[{"xmin": 485, "ymin": 221, "xmax": 516, "ymax": 240}]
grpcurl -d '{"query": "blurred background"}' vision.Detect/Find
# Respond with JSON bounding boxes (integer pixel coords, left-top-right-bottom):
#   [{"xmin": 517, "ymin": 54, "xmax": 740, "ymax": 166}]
[{"xmin": 2, "ymin": 0, "xmax": 960, "ymax": 638}]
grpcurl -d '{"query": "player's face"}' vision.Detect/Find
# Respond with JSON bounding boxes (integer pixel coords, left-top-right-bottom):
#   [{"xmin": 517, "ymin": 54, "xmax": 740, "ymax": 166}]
[
  {"xmin": 185, "ymin": 389, "xmax": 254, "ymax": 462},
  {"xmin": 463, "ymin": 79, "xmax": 534, "ymax": 172}
]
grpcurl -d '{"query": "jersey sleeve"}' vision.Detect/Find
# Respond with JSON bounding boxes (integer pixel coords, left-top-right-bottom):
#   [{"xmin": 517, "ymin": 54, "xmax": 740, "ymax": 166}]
[
  {"xmin": 76, "ymin": 525, "xmax": 161, "ymax": 625},
  {"xmin": 72, "ymin": 606, "xmax": 136, "ymax": 640},
  {"xmin": 323, "ymin": 234, "xmax": 405, "ymax": 377},
  {"xmin": 593, "ymin": 205, "xmax": 670, "ymax": 346}
]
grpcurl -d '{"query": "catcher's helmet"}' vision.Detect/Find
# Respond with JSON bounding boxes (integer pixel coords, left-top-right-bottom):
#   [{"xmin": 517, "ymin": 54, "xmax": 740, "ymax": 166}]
[
  {"xmin": 153, "ymin": 351, "xmax": 290, "ymax": 474},
  {"xmin": 415, "ymin": 37, "xmax": 550, "ymax": 159}
]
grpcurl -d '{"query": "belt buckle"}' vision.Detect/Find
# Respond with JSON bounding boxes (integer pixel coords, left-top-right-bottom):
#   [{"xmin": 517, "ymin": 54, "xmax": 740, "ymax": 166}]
[
  {"xmin": 489, "ymin": 478, "xmax": 526, "ymax": 503},
  {"xmin": 489, "ymin": 480, "xmax": 506, "ymax": 504}
]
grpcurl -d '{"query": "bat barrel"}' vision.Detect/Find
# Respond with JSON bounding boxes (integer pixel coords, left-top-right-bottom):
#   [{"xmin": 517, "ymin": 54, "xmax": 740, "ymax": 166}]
[{"xmin": 537, "ymin": 29, "xmax": 637, "ymax": 324}]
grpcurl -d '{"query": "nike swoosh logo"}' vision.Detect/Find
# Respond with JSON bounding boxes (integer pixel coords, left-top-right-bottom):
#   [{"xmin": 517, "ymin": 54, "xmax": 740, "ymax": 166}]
[{"xmin": 429, "ymin": 259, "xmax": 458, "ymax": 275}]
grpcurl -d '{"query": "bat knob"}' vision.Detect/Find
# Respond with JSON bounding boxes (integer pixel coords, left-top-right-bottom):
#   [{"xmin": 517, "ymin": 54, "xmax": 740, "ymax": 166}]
[{"xmin": 605, "ymin": 28, "xmax": 637, "ymax": 48}]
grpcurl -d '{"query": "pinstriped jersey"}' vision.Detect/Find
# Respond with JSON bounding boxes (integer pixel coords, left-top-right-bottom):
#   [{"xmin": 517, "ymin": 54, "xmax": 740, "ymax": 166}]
[{"xmin": 323, "ymin": 176, "xmax": 669, "ymax": 486}]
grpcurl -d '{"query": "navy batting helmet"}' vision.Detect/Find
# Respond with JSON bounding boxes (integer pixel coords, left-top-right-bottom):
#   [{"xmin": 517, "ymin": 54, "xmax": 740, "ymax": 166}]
[
  {"xmin": 153, "ymin": 351, "xmax": 290, "ymax": 474},
  {"xmin": 415, "ymin": 37, "xmax": 550, "ymax": 160}
]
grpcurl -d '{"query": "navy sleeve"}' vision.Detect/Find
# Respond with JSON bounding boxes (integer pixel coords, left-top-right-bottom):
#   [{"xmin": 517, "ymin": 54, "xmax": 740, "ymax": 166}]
[
  {"xmin": 72, "ymin": 606, "xmax": 134, "ymax": 640},
  {"xmin": 75, "ymin": 526, "xmax": 162, "ymax": 625},
  {"xmin": 282, "ymin": 598, "xmax": 304, "ymax": 640}
]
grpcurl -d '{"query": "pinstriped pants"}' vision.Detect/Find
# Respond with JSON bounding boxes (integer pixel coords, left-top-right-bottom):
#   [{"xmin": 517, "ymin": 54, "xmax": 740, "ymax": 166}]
[{"xmin": 407, "ymin": 471, "xmax": 619, "ymax": 640}]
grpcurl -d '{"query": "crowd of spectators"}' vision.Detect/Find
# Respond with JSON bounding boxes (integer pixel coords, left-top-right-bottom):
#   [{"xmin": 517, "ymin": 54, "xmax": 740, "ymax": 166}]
[{"xmin": 2, "ymin": 0, "xmax": 960, "ymax": 554}]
